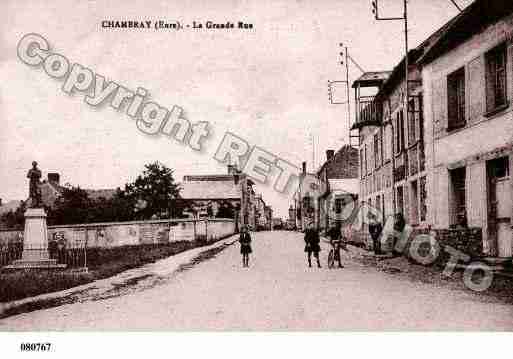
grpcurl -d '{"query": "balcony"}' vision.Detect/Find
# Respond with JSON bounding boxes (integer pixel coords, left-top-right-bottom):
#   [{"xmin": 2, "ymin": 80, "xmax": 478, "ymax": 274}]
[{"xmin": 351, "ymin": 96, "xmax": 383, "ymax": 130}]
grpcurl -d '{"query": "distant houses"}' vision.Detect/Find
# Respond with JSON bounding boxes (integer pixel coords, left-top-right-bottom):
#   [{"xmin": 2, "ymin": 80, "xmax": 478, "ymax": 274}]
[
  {"xmin": 292, "ymin": 145, "xmax": 359, "ymax": 232},
  {"xmin": 180, "ymin": 165, "xmax": 273, "ymax": 231}
]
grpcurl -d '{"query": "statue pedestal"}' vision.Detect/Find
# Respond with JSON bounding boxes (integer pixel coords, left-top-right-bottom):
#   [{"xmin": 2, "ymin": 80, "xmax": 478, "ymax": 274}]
[{"xmin": 4, "ymin": 208, "xmax": 65, "ymax": 270}]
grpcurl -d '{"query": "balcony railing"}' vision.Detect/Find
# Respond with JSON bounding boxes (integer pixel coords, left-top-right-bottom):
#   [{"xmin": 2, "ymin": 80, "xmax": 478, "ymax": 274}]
[{"xmin": 351, "ymin": 96, "xmax": 383, "ymax": 130}]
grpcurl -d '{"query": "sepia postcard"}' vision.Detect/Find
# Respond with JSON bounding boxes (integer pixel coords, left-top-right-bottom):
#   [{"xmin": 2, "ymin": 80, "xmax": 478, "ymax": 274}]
[{"xmin": 0, "ymin": 0, "xmax": 512, "ymax": 357}]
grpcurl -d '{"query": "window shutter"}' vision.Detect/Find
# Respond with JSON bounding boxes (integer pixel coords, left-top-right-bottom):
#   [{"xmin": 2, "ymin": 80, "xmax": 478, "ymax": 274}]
[
  {"xmin": 508, "ymin": 42, "xmax": 513, "ymax": 103},
  {"xmin": 432, "ymin": 77, "xmax": 447, "ymax": 135},
  {"xmin": 404, "ymin": 184, "xmax": 410, "ymax": 222},
  {"xmin": 467, "ymin": 56, "xmax": 485, "ymax": 123},
  {"xmin": 485, "ymin": 52, "xmax": 496, "ymax": 113}
]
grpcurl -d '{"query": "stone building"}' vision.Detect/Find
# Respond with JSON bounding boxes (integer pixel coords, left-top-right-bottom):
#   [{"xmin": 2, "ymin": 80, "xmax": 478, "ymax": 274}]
[
  {"xmin": 316, "ymin": 145, "xmax": 359, "ymax": 232},
  {"xmin": 352, "ymin": 0, "xmax": 513, "ymax": 261},
  {"xmin": 180, "ymin": 165, "xmax": 261, "ymax": 231},
  {"xmin": 291, "ymin": 145, "xmax": 359, "ymax": 232},
  {"xmin": 419, "ymin": 0, "xmax": 513, "ymax": 259},
  {"xmin": 292, "ymin": 162, "xmax": 318, "ymax": 231},
  {"xmin": 352, "ymin": 52, "xmax": 429, "ymax": 231}
]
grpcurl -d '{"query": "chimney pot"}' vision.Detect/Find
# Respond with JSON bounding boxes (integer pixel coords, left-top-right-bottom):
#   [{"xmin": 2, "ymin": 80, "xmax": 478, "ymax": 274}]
[{"xmin": 302, "ymin": 161, "xmax": 306, "ymax": 174}]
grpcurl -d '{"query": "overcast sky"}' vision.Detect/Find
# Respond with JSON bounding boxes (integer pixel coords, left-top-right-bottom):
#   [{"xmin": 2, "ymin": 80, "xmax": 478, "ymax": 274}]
[{"xmin": 0, "ymin": 0, "xmax": 472, "ymax": 217}]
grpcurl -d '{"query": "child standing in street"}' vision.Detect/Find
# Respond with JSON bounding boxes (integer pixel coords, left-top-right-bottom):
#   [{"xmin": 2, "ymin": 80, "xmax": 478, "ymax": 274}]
[{"xmin": 239, "ymin": 225, "xmax": 252, "ymax": 267}]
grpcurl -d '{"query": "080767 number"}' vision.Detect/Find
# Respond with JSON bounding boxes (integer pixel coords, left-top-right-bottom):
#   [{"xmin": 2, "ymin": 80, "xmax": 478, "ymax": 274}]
[{"xmin": 20, "ymin": 343, "xmax": 52, "ymax": 351}]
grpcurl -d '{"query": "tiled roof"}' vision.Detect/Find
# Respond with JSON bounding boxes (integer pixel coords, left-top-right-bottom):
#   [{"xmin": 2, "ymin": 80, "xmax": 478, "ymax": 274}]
[{"xmin": 180, "ymin": 178, "xmax": 241, "ymax": 200}]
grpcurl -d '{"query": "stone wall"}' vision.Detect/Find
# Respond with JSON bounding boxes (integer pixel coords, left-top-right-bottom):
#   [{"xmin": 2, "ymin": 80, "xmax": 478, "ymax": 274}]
[
  {"xmin": 0, "ymin": 218, "xmax": 236, "ymax": 249},
  {"xmin": 399, "ymin": 227, "xmax": 483, "ymax": 267}
]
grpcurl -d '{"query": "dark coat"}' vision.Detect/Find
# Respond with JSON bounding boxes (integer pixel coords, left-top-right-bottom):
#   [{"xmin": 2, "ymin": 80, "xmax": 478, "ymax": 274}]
[
  {"xmin": 304, "ymin": 228, "xmax": 320, "ymax": 253},
  {"xmin": 368, "ymin": 223, "xmax": 383, "ymax": 240},
  {"xmin": 239, "ymin": 232, "xmax": 252, "ymax": 254}
]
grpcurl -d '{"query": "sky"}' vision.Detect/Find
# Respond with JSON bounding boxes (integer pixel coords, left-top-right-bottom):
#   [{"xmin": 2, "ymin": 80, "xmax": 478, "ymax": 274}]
[{"xmin": 0, "ymin": 0, "xmax": 473, "ymax": 217}]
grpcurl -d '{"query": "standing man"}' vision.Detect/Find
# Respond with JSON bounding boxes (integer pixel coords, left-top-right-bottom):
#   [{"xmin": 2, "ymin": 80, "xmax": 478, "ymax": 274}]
[
  {"xmin": 239, "ymin": 225, "xmax": 252, "ymax": 267},
  {"xmin": 304, "ymin": 222, "xmax": 321, "ymax": 268},
  {"xmin": 27, "ymin": 161, "xmax": 42, "ymax": 208},
  {"xmin": 368, "ymin": 216, "xmax": 383, "ymax": 255}
]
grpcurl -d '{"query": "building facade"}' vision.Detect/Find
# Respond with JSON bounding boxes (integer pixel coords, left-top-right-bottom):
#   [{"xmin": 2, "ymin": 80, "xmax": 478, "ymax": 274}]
[
  {"xmin": 419, "ymin": 0, "xmax": 513, "ymax": 258},
  {"xmin": 180, "ymin": 165, "xmax": 265, "ymax": 231},
  {"xmin": 316, "ymin": 146, "xmax": 359, "ymax": 232}
]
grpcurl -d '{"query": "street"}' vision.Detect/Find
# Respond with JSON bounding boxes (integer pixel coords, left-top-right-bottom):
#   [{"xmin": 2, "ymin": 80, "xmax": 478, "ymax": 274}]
[{"xmin": 1, "ymin": 231, "xmax": 513, "ymax": 331}]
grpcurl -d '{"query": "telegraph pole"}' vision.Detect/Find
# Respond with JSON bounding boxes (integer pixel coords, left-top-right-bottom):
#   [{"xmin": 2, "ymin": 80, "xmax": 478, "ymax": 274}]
[{"xmin": 371, "ymin": 0, "xmax": 409, "ymax": 217}]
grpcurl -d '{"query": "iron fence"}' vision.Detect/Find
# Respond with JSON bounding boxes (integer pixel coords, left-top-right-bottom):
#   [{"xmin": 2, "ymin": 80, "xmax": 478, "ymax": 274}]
[{"xmin": 0, "ymin": 243, "xmax": 87, "ymax": 269}]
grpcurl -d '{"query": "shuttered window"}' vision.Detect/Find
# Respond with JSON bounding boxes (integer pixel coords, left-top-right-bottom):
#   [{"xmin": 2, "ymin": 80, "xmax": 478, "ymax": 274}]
[
  {"xmin": 447, "ymin": 67, "xmax": 466, "ymax": 130},
  {"xmin": 486, "ymin": 43, "xmax": 508, "ymax": 113}
]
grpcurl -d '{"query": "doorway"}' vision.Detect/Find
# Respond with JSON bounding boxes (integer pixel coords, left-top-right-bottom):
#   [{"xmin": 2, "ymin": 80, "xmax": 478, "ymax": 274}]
[{"xmin": 487, "ymin": 156, "xmax": 512, "ymax": 257}]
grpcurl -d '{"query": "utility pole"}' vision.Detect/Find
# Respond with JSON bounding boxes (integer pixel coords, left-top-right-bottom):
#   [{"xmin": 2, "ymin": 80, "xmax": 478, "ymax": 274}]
[
  {"xmin": 371, "ymin": 0, "xmax": 409, "ymax": 217},
  {"xmin": 341, "ymin": 44, "xmax": 351, "ymax": 138}
]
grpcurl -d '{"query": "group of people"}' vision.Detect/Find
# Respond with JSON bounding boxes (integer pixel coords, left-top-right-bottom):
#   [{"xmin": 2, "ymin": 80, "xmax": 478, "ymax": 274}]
[
  {"xmin": 237, "ymin": 213, "xmax": 400, "ymax": 268},
  {"xmin": 237, "ymin": 221, "xmax": 349, "ymax": 269},
  {"xmin": 303, "ymin": 221, "xmax": 347, "ymax": 268}
]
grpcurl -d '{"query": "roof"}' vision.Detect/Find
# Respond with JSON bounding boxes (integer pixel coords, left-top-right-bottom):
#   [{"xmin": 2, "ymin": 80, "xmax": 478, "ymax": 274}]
[
  {"xmin": 328, "ymin": 179, "xmax": 359, "ymax": 195},
  {"xmin": 352, "ymin": 71, "xmax": 391, "ymax": 88},
  {"xmin": 180, "ymin": 178, "xmax": 241, "ymax": 200},
  {"xmin": 418, "ymin": 0, "xmax": 513, "ymax": 66},
  {"xmin": 316, "ymin": 145, "xmax": 358, "ymax": 177}
]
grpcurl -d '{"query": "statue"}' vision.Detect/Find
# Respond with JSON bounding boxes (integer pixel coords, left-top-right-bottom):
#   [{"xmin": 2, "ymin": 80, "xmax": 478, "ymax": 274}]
[{"xmin": 27, "ymin": 161, "xmax": 42, "ymax": 208}]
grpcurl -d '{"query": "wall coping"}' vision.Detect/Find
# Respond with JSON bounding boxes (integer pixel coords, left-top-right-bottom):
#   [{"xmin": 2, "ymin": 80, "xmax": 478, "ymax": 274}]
[{"xmin": 0, "ymin": 218, "xmax": 235, "ymax": 232}]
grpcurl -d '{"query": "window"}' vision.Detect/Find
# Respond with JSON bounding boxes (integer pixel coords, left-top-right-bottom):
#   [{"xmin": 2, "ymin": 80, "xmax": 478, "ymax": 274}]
[
  {"xmin": 383, "ymin": 124, "xmax": 392, "ymax": 161},
  {"xmin": 395, "ymin": 111, "xmax": 405, "ymax": 154},
  {"xmin": 407, "ymin": 95, "xmax": 423, "ymax": 146},
  {"xmin": 447, "ymin": 67, "xmax": 466, "ymax": 129},
  {"xmin": 374, "ymin": 133, "xmax": 380, "ymax": 168},
  {"xmin": 334, "ymin": 198, "xmax": 343, "ymax": 214},
  {"xmin": 450, "ymin": 167, "xmax": 466, "ymax": 226},
  {"xmin": 410, "ymin": 180, "xmax": 419, "ymax": 225},
  {"xmin": 360, "ymin": 148, "xmax": 364, "ymax": 178},
  {"xmin": 408, "ymin": 99, "xmax": 417, "ymax": 144},
  {"xmin": 420, "ymin": 176, "xmax": 427, "ymax": 221},
  {"xmin": 489, "ymin": 156, "xmax": 509, "ymax": 178},
  {"xmin": 365, "ymin": 145, "xmax": 369, "ymax": 175},
  {"xmin": 485, "ymin": 43, "xmax": 508, "ymax": 113},
  {"xmin": 396, "ymin": 186, "xmax": 404, "ymax": 215}
]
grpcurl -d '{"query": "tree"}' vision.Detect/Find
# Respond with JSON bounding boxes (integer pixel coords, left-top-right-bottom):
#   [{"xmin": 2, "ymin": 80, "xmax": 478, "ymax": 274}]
[
  {"xmin": 48, "ymin": 186, "xmax": 93, "ymax": 225},
  {"xmin": 125, "ymin": 161, "xmax": 181, "ymax": 220},
  {"xmin": 0, "ymin": 201, "xmax": 26, "ymax": 229}
]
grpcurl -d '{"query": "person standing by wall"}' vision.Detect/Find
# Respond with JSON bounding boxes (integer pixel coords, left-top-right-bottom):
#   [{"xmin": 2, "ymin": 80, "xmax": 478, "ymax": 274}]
[{"xmin": 368, "ymin": 217, "xmax": 383, "ymax": 255}]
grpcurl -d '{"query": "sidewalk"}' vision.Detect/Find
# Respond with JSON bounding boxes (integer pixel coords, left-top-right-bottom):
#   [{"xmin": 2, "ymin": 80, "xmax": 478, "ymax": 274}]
[
  {"xmin": 0, "ymin": 235, "xmax": 238, "ymax": 319},
  {"xmin": 343, "ymin": 242, "xmax": 513, "ymax": 304}
]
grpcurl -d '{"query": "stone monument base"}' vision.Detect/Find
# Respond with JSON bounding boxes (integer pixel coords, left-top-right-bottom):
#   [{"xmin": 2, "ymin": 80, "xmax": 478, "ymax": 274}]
[{"xmin": 3, "ymin": 208, "xmax": 66, "ymax": 270}]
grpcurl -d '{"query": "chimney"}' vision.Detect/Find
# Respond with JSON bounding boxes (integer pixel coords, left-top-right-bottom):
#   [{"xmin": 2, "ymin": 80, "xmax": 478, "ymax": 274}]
[
  {"xmin": 228, "ymin": 164, "xmax": 237, "ymax": 175},
  {"xmin": 48, "ymin": 173, "xmax": 60, "ymax": 186},
  {"xmin": 302, "ymin": 161, "xmax": 306, "ymax": 175},
  {"xmin": 326, "ymin": 150, "xmax": 335, "ymax": 161}
]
